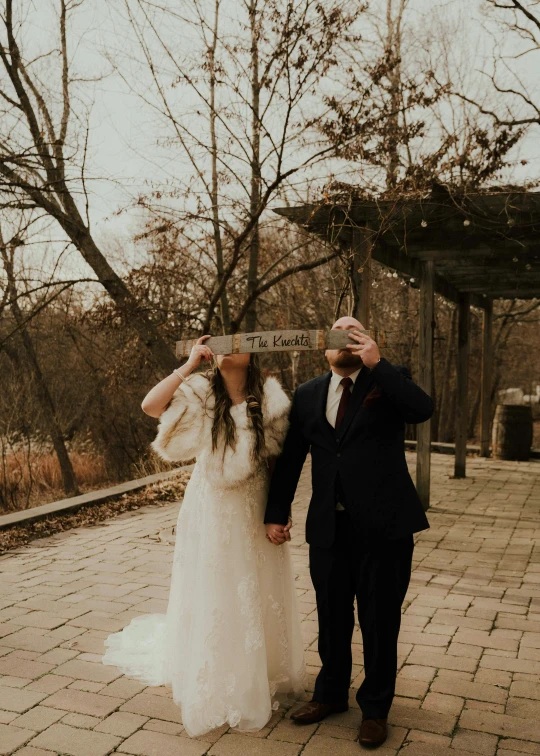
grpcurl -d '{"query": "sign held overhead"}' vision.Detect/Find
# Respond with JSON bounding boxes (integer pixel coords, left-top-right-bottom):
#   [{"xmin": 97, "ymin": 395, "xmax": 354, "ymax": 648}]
[{"xmin": 176, "ymin": 329, "xmax": 388, "ymax": 357}]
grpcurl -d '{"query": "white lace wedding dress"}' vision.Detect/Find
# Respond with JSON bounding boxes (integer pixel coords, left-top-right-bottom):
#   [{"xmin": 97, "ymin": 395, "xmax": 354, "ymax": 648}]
[{"xmin": 101, "ymin": 374, "xmax": 306, "ymax": 737}]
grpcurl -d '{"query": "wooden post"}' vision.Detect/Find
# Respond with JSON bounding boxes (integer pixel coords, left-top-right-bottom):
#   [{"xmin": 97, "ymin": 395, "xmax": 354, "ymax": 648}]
[
  {"xmin": 455, "ymin": 292, "xmax": 470, "ymax": 478},
  {"xmin": 416, "ymin": 260, "xmax": 434, "ymax": 510},
  {"xmin": 480, "ymin": 299, "xmax": 493, "ymax": 457},
  {"xmin": 351, "ymin": 226, "xmax": 371, "ymax": 328}
]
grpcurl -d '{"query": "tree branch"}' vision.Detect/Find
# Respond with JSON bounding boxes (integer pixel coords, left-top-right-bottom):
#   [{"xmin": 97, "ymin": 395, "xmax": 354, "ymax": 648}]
[{"xmin": 230, "ymin": 247, "xmax": 341, "ymax": 329}]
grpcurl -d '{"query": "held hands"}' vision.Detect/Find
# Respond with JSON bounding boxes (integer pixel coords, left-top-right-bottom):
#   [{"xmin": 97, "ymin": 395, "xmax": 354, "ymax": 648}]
[
  {"xmin": 266, "ymin": 519, "xmax": 293, "ymax": 546},
  {"xmin": 186, "ymin": 335, "xmax": 213, "ymax": 370},
  {"xmin": 346, "ymin": 329, "xmax": 380, "ymax": 369}
]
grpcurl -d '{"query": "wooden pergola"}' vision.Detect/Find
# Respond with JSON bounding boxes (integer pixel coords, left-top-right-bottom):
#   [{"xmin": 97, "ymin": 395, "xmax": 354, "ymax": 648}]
[{"xmin": 274, "ymin": 189, "xmax": 540, "ymax": 508}]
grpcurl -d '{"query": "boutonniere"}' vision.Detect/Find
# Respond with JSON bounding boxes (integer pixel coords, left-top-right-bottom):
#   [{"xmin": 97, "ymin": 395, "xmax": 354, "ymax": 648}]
[{"xmin": 362, "ymin": 386, "xmax": 382, "ymax": 407}]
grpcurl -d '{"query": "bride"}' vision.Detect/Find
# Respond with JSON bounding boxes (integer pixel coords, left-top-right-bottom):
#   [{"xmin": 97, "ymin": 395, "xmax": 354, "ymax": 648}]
[{"xmin": 101, "ymin": 336, "xmax": 306, "ymax": 737}]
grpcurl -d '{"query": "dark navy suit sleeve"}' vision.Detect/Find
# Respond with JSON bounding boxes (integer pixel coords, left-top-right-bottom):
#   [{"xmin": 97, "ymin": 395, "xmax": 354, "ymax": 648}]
[
  {"xmin": 370, "ymin": 357, "xmax": 433, "ymax": 424},
  {"xmin": 264, "ymin": 389, "xmax": 310, "ymax": 526}
]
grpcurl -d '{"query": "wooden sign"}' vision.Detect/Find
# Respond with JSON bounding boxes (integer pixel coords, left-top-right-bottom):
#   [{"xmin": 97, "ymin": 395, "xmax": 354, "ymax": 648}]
[{"xmin": 176, "ymin": 329, "xmax": 387, "ymax": 357}]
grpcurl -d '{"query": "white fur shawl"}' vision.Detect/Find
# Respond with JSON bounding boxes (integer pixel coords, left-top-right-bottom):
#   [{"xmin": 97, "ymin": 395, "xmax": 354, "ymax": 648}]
[{"xmin": 151, "ymin": 372, "xmax": 291, "ymax": 487}]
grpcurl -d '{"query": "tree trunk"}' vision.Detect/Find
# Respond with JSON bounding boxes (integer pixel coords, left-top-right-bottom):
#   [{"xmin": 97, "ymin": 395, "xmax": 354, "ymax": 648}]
[
  {"xmin": 209, "ymin": 0, "xmax": 230, "ymax": 333},
  {"xmin": 384, "ymin": 0, "xmax": 406, "ymax": 189},
  {"xmin": 437, "ymin": 306, "xmax": 457, "ymax": 442},
  {"xmin": 490, "ymin": 310, "xmax": 517, "ymax": 419},
  {"xmin": 469, "ymin": 383, "xmax": 481, "ymax": 440},
  {"xmin": 430, "ymin": 299, "xmax": 438, "ymax": 443},
  {"xmin": 57, "ymin": 203, "xmax": 177, "ymax": 371},
  {"xmin": 1, "ymin": 243, "xmax": 79, "ymax": 496},
  {"xmin": 245, "ymin": 0, "xmax": 261, "ymax": 332}
]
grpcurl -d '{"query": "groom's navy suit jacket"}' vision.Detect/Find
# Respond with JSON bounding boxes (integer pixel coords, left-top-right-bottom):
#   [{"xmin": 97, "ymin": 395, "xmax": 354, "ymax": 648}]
[{"xmin": 264, "ymin": 357, "xmax": 433, "ymax": 548}]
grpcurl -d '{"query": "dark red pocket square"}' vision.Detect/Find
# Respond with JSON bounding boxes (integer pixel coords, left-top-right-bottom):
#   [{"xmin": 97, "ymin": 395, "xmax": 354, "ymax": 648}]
[{"xmin": 363, "ymin": 387, "xmax": 382, "ymax": 407}]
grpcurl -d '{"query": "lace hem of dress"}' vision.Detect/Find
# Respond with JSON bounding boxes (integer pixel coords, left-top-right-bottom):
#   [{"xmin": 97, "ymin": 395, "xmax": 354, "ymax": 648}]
[{"xmin": 101, "ymin": 611, "xmax": 305, "ymax": 736}]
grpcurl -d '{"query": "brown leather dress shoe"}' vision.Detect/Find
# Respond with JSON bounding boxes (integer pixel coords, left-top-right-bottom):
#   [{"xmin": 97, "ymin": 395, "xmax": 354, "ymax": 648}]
[
  {"xmin": 358, "ymin": 717, "xmax": 388, "ymax": 747},
  {"xmin": 290, "ymin": 700, "xmax": 348, "ymax": 724}
]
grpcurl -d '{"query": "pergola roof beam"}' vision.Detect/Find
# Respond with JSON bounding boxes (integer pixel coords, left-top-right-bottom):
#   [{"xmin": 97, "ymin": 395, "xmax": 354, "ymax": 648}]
[{"xmin": 274, "ymin": 191, "xmax": 540, "ymax": 302}]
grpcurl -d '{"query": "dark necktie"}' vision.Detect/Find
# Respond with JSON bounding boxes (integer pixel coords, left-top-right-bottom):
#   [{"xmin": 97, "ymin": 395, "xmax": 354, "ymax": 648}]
[{"xmin": 335, "ymin": 377, "xmax": 353, "ymax": 429}]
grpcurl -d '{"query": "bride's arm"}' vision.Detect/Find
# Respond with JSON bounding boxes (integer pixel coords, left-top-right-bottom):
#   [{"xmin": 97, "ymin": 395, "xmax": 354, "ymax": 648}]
[
  {"xmin": 148, "ymin": 336, "xmax": 214, "ymax": 463},
  {"xmin": 265, "ymin": 454, "xmax": 293, "ymax": 544},
  {"xmin": 141, "ymin": 336, "xmax": 212, "ymax": 418}
]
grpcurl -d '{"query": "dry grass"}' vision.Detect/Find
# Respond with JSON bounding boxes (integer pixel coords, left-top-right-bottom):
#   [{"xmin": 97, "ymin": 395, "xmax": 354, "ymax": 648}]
[
  {"xmin": 0, "ymin": 449, "xmax": 114, "ymax": 513},
  {"xmin": 131, "ymin": 452, "xmax": 185, "ymax": 480}
]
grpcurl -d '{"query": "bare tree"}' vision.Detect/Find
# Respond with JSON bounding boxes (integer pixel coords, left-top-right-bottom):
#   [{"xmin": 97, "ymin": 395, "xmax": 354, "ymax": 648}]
[
  {"xmin": 0, "ymin": 0, "xmax": 177, "ymax": 370},
  {"xmin": 321, "ymin": 0, "xmax": 523, "ymax": 193},
  {"xmin": 0, "ymin": 219, "xmax": 78, "ymax": 495},
  {"xmin": 111, "ymin": 0, "xmax": 358, "ymax": 334},
  {"xmin": 461, "ymin": 1, "xmax": 540, "ymax": 129}
]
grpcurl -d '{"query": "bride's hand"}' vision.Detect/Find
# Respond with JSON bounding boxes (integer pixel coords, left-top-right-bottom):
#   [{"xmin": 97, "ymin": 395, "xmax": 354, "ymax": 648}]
[
  {"xmin": 266, "ymin": 523, "xmax": 289, "ymax": 545},
  {"xmin": 186, "ymin": 335, "xmax": 213, "ymax": 369}
]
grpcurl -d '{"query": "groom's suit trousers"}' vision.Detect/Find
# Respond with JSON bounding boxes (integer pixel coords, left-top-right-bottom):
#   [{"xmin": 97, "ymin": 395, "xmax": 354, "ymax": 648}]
[{"xmin": 309, "ymin": 509, "xmax": 413, "ymax": 718}]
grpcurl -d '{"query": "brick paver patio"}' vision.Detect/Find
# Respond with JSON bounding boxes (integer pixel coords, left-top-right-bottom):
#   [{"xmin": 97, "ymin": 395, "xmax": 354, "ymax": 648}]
[{"xmin": 1, "ymin": 452, "xmax": 540, "ymax": 755}]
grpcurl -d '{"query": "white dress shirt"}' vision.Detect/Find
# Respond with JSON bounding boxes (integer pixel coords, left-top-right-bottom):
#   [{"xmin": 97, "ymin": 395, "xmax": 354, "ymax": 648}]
[{"xmin": 325, "ymin": 368, "xmax": 362, "ymax": 510}]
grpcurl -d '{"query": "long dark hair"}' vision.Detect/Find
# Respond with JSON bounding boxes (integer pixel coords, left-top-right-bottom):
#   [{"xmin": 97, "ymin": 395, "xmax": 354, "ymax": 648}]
[{"xmin": 206, "ymin": 354, "xmax": 266, "ymax": 462}]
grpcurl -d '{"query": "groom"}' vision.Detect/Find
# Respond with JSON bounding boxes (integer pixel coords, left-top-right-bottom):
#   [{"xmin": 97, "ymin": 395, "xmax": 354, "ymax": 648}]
[{"xmin": 264, "ymin": 316, "xmax": 433, "ymax": 748}]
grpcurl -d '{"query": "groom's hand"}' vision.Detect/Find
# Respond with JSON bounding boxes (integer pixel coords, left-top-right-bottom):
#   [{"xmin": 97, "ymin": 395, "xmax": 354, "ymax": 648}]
[
  {"xmin": 346, "ymin": 329, "xmax": 380, "ymax": 369},
  {"xmin": 266, "ymin": 523, "xmax": 290, "ymax": 545}
]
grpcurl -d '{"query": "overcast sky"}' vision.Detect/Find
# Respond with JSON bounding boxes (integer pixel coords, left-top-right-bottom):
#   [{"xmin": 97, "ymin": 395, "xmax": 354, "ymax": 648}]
[{"xmin": 8, "ymin": 0, "xmax": 540, "ymax": 272}]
